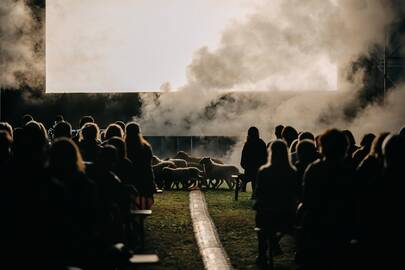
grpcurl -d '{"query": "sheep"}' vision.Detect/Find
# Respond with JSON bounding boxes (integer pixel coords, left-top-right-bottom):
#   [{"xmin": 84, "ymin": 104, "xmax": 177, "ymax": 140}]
[
  {"xmin": 165, "ymin": 158, "xmax": 188, "ymax": 168},
  {"xmin": 200, "ymin": 157, "xmax": 240, "ymax": 190},
  {"xmin": 152, "ymin": 156, "xmax": 176, "ymax": 188},
  {"xmin": 162, "ymin": 167, "xmax": 205, "ymax": 190},
  {"xmin": 174, "ymin": 151, "xmax": 224, "ymax": 165}
]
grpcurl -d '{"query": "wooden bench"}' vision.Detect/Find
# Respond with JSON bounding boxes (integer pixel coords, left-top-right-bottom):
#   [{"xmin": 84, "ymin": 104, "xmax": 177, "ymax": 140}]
[
  {"xmin": 130, "ymin": 209, "xmax": 152, "ymax": 251},
  {"xmin": 114, "ymin": 243, "xmax": 159, "ymax": 269}
]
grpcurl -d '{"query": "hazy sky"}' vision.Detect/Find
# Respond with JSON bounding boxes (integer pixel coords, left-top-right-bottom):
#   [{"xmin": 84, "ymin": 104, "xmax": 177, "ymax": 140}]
[{"xmin": 46, "ymin": 0, "xmax": 264, "ymax": 92}]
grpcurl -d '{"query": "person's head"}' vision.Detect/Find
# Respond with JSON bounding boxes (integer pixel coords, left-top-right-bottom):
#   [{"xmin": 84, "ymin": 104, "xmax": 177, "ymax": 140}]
[
  {"xmin": 79, "ymin": 115, "xmax": 95, "ymax": 129},
  {"xmin": 125, "ymin": 122, "xmax": 149, "ymax": 147},
  {"xmin": 360, "ymin": 133, "xmax": 376, "ymax": 150},
  {"xmin": 97, "ymin": 145, "xmax": 118, "ymax": 169},
  {"xmin": 125, "ymin": 122, "xmax": 141, "ymax": 137},
  {"xmin": 281, "ymin": 126, "xmax": 298, "ymax": 147},
  {"xmin": 54, "ymin": 121, "xmax": 72, "ymax": 139},
  {"xmin": 14, "ymin": 121, "xmax": 48, "ymax": 165},
  {"xmin": 0, "ymin": 122, "xmax": 13, "ymax": 137},
  {"xmin": 269, "ymin": 139, "xmax": 291, "ymax": 168},
  {"xmin": 297, "ymin": 139, "xmax": 317, "ymax": 165},
  {"xmin": 80, "ymin": 122, "xmax": 100, "ymax": 142},
  {"xmin": 115, "ymin": 121, "xmax": 126, "ymax": 132},
  {"xmin": 22, "ymin": 114, "xmax": 33, "ymax": 126},
  {"xmin": 342, "ymin": 130, "xmax": 356, "ymax": 149},
  {"xmin": 298, "ymin": 131, "xmax": 314, "ymax": 142},
  {"xmin": 247, "ymin": 126, "xmax": 259, "ymax": 141},
  {"xmin": 50, "ymin": 138, "xmax": 85, "ymax": 174},
  {"xmin": 0, "ymin": 130, "xmax": 13, "ymax": 161},
  {"xmin": 54, "ymin": 115, "xmax": 64, "ymax": 124},
  {"xmin": 107, "ymin": 137, "xmax": 126, "ymax": 160},
  {"xmin": 275, "ymin": 125, "xmax": 284, "ymax": 139},
  {"xmin": 105, "ymin": 124, "xmax": 124, "ymax": 141},
  {"xmin": 382, "ymin": 135, "xmax": 405, "ymax": 169},
  {"xmin": 23, "ymin": 121, "xmax": 48, "ymax": 150},
  {"xmin": 319, "ymin": 129, "xmax": 349, "ymax": 161},
  {"xmin": 369, "ymin": 132, "xmax": 390, "ymax": 158}
]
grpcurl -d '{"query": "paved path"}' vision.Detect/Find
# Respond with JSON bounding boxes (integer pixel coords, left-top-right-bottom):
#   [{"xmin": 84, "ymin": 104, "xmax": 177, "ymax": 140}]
[{"xmin": 189, "ymin": 190, "xmax": 233, "ymax": 270}]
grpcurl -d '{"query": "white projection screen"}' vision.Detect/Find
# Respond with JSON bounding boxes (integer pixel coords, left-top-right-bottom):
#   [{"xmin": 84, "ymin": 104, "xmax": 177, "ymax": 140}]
[{"xmin": 45, "ymin": 0, "xmax": 261, "ymax": 93}]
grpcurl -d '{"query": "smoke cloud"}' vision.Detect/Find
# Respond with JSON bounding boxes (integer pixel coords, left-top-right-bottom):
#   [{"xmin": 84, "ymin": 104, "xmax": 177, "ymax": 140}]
[
  {"xmin": 135, "ymin": 0, "xmax": 405, "ymax": 163},
  {"xmin": 136, "ymin": 0, "xmax": 403, "ymax": 132},
  {"xmin": 0, "ymin": 0, "xmax": 44, "ymax": 89}
]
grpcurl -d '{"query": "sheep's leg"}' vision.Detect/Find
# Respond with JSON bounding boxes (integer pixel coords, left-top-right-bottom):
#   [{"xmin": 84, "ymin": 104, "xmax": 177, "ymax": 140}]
[{"xmin": 225, "ymin": 177, "xmax": 236, "ymax": 190}]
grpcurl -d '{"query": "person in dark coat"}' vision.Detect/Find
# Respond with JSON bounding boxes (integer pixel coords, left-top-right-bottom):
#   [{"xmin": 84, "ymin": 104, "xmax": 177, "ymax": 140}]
[
  {"xmin": 125, "ymin": 122, "xmax": 155, "ymax": 209},
  {"xmin": 352, "ymin": 133, "xmax": 375, "ymax": 168},
  {"xmin": 364, "ymin": 134, "xmax": 405, "ymax": 269},
  {"xmin": 78, "ymin": 122, "xmax": 102, "ymax": 162},
  {"xmin": 49, "ymin": 138, "xmax": 98, "ymax": 268},
  {"xmin": 240, "ymin": 126, "xmax": 268, "ymax": 195},
  {"xmin": 294, "ymin": 139, "xmax": 318, "ymax": 201},
  {"xmin": 299, "ymin": 129, "xmax": 355, "ymax": 270},
  {"xmin": 281, "ymin": 126, "xmax": 298, "ymax": 147},
  {"xmin": 254, "ymin": 140, "xmax": 298, "ymax": 268}
]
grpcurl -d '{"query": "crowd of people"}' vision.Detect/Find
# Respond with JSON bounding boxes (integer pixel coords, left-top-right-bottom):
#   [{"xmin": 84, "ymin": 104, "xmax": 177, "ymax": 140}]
[
  {"xmin": 241, "ymin": 124, "xmax": 405, "ymax": 269},
  {"xmin": 1, "ymin": 113, "xmax": 405, "ymax": 270},
  {"xmin": 0, "ymin": 115, "xmax": 156, "ymax": 270}
]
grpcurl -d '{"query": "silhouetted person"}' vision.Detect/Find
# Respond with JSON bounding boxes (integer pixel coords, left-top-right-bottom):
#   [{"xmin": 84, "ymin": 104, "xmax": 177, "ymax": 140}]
[
  {"xmin": 86, "ymin": 145, "xmax": 128, "ymax": 251},
  {"xmin": 241, "ymin": 126, "xmax": 268, "ymax": 196},
  {"xmin": 273, "ymin": 124, "xmax": 284, "ymax": 140},
  {"xmin": 254, "ymin": 140, "xmax": 298, "ymax": 268},
  {"xmin": 300, "ymin": 129, "xmax": 355, "ymax": 270},
  {"xmin": 106, "ymin": 137, "xmax": 139, "ymax": 238},
  {"xmin": 48, "ymin": 115, "xmax": 65, "ymax": 139},
  {"xmin": 125, "ymin": 122, "xmax": 155, "ymax": 209},
  {"xmin": 294, "ymin": 139, "xmax": 318, "ymax": 199},
  {"xmin": 352, "ymin": 133, "xmax": 376, "ymax": 168},
  {"xmin": 53, "ymin": 121, "xmax": 72, "ymax": 139},
  {"xmin": 343, "ymin": 129, "xmax": 358, "ymax": 156},
  {"xmin": 2, "ymin": 121, "xmax": 55, "ymax": 269},
  {"xmin": 368, "ymin": 135, "xmax": 405, "ymax": 269},
  {"xmin": 49, "ymin": 138, "xmax": 98, "ymax": 268},
  {"xmin": 21, "ymin": 114, "xmax": 33, "ymax": 126},
  {"xmin": 115, "ymin": 121, "xmax": 126, "ymax": 132},
  {"xmin": 0, "ymin": 122, "xmax": 13, "ymax": 137},
  {"xmin": 79, "ymin": 115, "xmax": 95, "ymax": 129},
  {"xmin": 79, "ymin": 122, "xmax": 102, "ymax": 162},
  {"xmin": 282, "ymin": 126, "xmax": 298, "ymax": 147},
  {"xmin": 298, "ymin": 131, "xmax": 315, "ymax": 141},
  {"xmin": 107, "ymin": 137, "xmax": 137, "ymax": 188},
  {"xmin": 105, "ymin": 124, "xmax": 124, "ymax": 141}
]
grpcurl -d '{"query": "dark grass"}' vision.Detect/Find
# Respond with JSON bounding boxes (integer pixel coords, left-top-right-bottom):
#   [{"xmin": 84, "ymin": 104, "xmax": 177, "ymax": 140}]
[
  {"xmin": 204, "ymin": 189, "xmax": 297, "ymax": 270},
  {"xmin": 142, "ymin": 191, "xmax": 204, "ymax": 270}
]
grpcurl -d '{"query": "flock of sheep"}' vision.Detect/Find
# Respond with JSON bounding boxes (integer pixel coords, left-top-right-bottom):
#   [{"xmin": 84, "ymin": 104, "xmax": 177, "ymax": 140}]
[{"xmin": 152, "ymin": 151, "xmax": 240, "ymax": 190}]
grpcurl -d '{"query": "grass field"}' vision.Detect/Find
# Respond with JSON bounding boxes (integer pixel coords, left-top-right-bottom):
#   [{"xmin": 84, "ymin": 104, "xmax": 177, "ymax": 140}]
[
  {"xmin": 204, "ymin": 190, "xmax": 297, "ymax": 270},
  {"xmin": 143, "ymin": 191, "xmax": 204, "ymax": 270}
]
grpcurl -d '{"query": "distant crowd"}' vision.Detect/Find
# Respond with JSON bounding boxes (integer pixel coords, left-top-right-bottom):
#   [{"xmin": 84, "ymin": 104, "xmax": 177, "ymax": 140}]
[{"xmin": 240, "ymin": 124, "xmax": 405, "ymax": 269}]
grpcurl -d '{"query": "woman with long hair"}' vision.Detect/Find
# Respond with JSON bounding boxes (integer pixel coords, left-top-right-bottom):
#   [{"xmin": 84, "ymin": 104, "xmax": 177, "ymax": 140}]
[
  {"xmin": 125, "ymin": 122, "xmax": 155, "ymax": 210},
  {"xmin": 254, "ymin": 140, "xmax": 298, "ymax": 268},
  {"xmin": 49, "ymin": 138, "xmax": 97, "ymax": 268}
]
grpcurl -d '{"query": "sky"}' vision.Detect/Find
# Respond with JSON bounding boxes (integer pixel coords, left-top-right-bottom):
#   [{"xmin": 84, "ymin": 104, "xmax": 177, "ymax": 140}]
[{"xmin": 46, "ymin": 0, "xmax": 265, "ymax": 92}]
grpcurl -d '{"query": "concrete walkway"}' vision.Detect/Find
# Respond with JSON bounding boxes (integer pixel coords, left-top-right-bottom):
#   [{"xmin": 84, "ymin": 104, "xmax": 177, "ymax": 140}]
[{"xmin": 189, "ymin": 190, "xmax": 233, "ymax": 270}]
